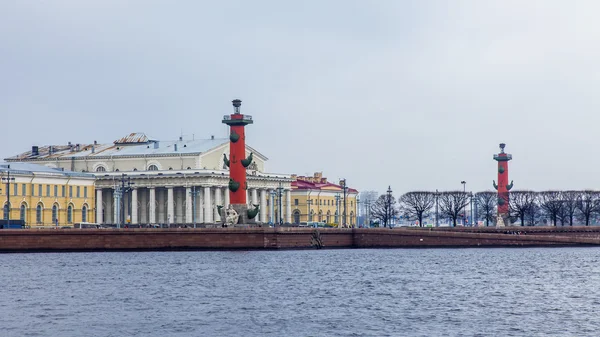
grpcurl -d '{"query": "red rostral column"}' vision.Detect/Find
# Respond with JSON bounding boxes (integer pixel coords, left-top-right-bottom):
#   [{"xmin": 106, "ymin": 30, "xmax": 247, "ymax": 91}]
[
  {"xmin": 493, "ymin": 143, "xmax": 513, "ymax": 222},
  {"xmin": 222, "ymin": 99, "xmax": 253, "ymax": 205}
]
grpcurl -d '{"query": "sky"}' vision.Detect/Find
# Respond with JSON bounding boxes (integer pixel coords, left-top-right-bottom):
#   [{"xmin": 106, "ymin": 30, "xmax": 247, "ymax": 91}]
[{"xmin": 2, "ymin": 0, "xmax": 600, "ymax": 196}]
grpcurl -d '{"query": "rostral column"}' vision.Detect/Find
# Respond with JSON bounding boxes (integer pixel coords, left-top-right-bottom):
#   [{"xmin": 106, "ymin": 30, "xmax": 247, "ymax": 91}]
[
  {"xmin": 493, "ymin": 143, "xmax": 513, "ymax": 226},
  {"xmin": 222, "ymin": 99, "xmax": 257, "ymax": 225}
]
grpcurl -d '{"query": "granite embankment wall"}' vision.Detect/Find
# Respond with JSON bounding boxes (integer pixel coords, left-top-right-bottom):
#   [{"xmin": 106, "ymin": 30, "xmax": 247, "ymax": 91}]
[{"xmin": 1, "ymin": 227, "xmax": 600, "ymax": 253}]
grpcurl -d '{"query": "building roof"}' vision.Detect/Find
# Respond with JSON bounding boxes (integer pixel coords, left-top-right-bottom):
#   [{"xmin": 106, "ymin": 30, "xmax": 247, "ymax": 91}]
[
  {"xmin": 291, "ymin": 173, "xmax": 358, "ymax": 193},
  {"xmin": 4, "ymin": 133, "xmax": 268, "ymax": 161},
  {"xmin": 0, "ymin": 162, "xmax": 94, "ymax": 178}
]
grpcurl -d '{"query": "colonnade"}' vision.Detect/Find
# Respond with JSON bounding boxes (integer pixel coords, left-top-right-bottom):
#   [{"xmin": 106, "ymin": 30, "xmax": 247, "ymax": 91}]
[{"xmin": 95, "ymin": 186, "xmax": 292, "ymax": 225}]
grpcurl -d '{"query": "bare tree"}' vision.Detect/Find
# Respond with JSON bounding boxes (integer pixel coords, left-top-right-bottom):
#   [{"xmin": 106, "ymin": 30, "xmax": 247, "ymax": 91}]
[
  {"xmin": 577, "ymin": 190, "xmax": 600, "ymax": 226},
  {"xmin": 560, "ymin": 190, "xmax": 580, "ymax": 226},
  {"xmin": 509, "ymin": 191, "xmax": 537, "ymax": 226},
  {"xmin": 525, "ymin": 200, "xmax": 541, "ymax": 226},
  {"xmin": 438, "ymin": 191, "xmax": 470, "ymax": 227},
  {"xmin": 370, "ymin": 193, "xmax": 398, "ymax": 227},
  {"xmin": 474, "ymin": 191, "xmax": 496, "ymax": 226},
  {"xmin": 398, "ymin": 192, "xmax": 435, "ymax": 227},
  {"xmin": 539, "ymin": 191, "xmax": 564, "ymax": 226}
]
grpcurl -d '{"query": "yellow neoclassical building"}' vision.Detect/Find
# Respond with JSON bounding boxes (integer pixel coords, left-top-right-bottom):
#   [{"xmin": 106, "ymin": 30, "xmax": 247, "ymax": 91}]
[
  {"xmin": 1, "ymin": 162, "xmax": 96, "ymax": 228},
  {"xmin": 290, "ymin": 172, "xmax": 359, "ymax": 227}
]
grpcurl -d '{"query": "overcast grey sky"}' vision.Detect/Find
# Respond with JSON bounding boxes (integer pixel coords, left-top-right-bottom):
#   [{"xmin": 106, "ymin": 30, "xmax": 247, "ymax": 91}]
[{"xmin": 2, "ymin": 1, "xmax": 600, "ymax": 195}]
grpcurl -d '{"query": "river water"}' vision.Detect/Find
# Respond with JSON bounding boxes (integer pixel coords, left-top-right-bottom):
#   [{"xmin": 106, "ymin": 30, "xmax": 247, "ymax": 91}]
[{"xmin": 1, "ymin": 248, "xmax": 599, "ymax": 336}]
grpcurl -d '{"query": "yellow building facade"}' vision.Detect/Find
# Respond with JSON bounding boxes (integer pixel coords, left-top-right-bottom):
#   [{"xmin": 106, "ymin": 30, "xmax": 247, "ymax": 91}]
[
  {"xmin": 1, "ymin": 163, "xmax": 96, "ymax": 228},
  {"xmin": 290, "ymin": 172, "xmax": 359, "ymax": 227}
]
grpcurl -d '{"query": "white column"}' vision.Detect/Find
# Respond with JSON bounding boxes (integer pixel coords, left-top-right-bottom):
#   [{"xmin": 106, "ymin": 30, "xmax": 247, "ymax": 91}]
[
  {"xmin": 286, "ymin": 189, "xmax": 292, "ymax": 224},
  {"xmin": 149, "ymin": 187, "xmax": 156, "ymax": 224},
  {"xmin": 224, "ymin": 188, "xmax": 230, "ymax": 210},
  {"xmin": 260, "ymin": 189, "xmax": 267, "ymax": 223},
  {"xmin": 214, "ymin": 187, "xmax": 222, "ymax": 222},
  {"xmin": 113, "ymin": 188, "xmax": 119, "ymax": 225},
  {"xmin": 251, "ymin": 188, "xmax": 258, "ymax": 207},
  {"xmin": 131, "ymin": 188, "xmax": 138, "ymax": 224},
  {"xmin": 186, "ymin": 187, "xmax": 192, "ymax": 223},
  {"xmin": 167, "ymin": 187, "xmax": 174, "ymax": 225},
  {"xmin": 198, "ymin": 187, "xmax": 204, "ymax": 223},
  {"xmin": 96, "ymin": 189, "xmax": 103, "ymax": 224},
  {"xmin": 204, "ymin": 186, "xmax": 212, "ymax": 223},
  {"xmin": 246, "ymin": 189, "xmax": 249, "ymax": 206}
]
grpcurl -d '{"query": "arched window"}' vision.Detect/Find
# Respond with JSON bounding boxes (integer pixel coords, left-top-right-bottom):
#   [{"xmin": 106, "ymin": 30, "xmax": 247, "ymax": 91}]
[
  {"xmin": 82, "ymin": 205, "xmax": 87, "ymax": 222},
  {"xmin": 52, "ymin": 204, "xmax": 58, "ymax": 222},
  {"xmin": 293, "ymin": 210, "xmax": 300, "ymax": 224},
  {"xmin": 67, "ymin": 205, "xmax": 73, "ymax": 223},
  {"xmin": 95, "ymin": 166, "xmax": 106, "ymax": 172},
  {"xmin": 309, "ymin": 210, "xmax": 314, "ymax": 222},
  {"xmin": 3, "ymin": 203, "xmax": 9, "ymax": 220},
  {"xmin": 20, "ymin": 204, "xmax": 26, "ymax": 221},
  {"xmin": 36, "ymin": 204, "xmax": 43, "ymax": 224},
  {"xmin": 148, "ymin": 165, "xmax": 159, "ymax": 171},
  {"xmin": 326, "ymin": 210, "xmax": 331, "ymax": 224},
  {"xmin": 318, "ymin": 210, "xmax": 323, "ymax": 222},
  {"xmin": 133, "ymin": 168, "xmax": 138, "ymax": 171}
]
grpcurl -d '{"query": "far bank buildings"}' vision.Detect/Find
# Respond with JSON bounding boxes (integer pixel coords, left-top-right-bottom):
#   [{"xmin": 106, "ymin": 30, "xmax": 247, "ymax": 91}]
[{"xmin": 5, "ymin": 133, "xmax": 358, "ymax": 227}]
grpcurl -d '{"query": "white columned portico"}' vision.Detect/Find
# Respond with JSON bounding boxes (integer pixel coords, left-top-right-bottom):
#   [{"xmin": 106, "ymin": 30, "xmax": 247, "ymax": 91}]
[
  {"xmin": 260, "ymin": 189, "xmax": 267, "ymax": 223},
  {"xmin": 96, "ymin": 189, "xmax": 103, "ymax": 224},
  {"xmin": 185, "ymin": 187, "xmax": 192, "ymax": 223},
  {"xmin": 131, "ymin": 188, "xmax": 138, "ymax": 224},
  {"xmin": 204, "ymin": 186, "xmax": 212, "ymax": 223},
  {"xmin": 286, "ymin": 189, "xmax": 292, "ymax": 224},
  {"xmin": 149, "ymin": 187, "xmax": 156, "ymax": 224},
  {"xmin": 167, "ymin": 187, "xmax": 174, "ymax": 225},
  {"xmin": 214, "ymin": 187, "xmax": 222, "ymax": 222}
]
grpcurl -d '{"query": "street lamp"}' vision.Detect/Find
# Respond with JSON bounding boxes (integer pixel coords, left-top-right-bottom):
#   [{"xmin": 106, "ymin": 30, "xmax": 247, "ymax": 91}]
[
  {"xmin": 277, "ymin": 182, "xmax": 284, "ymax": 226},
  {"xmin": 435, "ymin": 189, "xmax": 439, "ymax": 227},
  {"xmin": 2, "ymin": 165, "xmax": 16, "ymax": 229},
  {"xmin": 269, "ymin": 190, "xmax": 277, "ymax": 226},
  {"xmin": 117, "ymin": 174, "xmax": 134, "ymax": 228},
  {"xmin": 340, "ymin": 179, "xmax": 348, "ymax": 227},
  {"xmin": 386, "ymin": 186, "xmax": 392, "ymax": 228},
  {"xmin": 189, "ymin": 186, "xmax": 201, "ymax": 228},
  {"xmin": 334, "ymin": 193, "xmax": 341, "ymax": 225},
  {"xmin": 461, "ymin": 181, "xmax": 466, "ymax": 193}
]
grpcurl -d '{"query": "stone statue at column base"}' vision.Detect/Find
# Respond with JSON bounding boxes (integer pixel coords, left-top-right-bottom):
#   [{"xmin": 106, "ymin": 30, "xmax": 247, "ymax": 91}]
[
  {"xmin": 219, "ymin": 204, "xmax": 258, "ymax": 227},
  {"xmin": 496, "ymin": 215, "xmax": 506, "ymax": 227}
]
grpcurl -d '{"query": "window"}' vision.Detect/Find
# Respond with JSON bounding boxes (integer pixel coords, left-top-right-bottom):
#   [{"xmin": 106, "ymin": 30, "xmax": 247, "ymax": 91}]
[
  {"xmin": 148, "ymin": 165, "xmax": 158, "ymax": 171},
  {"xmin": 52, "ymin": 204, "xmax": 58, "ymax": 222},
  {"xmin": 3, "ymin": 203, "xmax": 9, "ymax": 220},
  {"xmin": 46, "ymin": 185, "xmax": 50, "ymax": 197},
  {"xmin": 62, "ymin": 186, "xmax": 65, "ymax": 197},
  {"xmin": 22, "ymin": 184, "xmax": 26, "ymax": 196},
  {"xmin": 54, "ymin": 185, "xmax": 58, "ymax": 197},
  {"xmin": 13, "ymin": 184, "xmax": 17, "ymax": 196},
  {"xmin": 326, "ymin": 211, "xmax": 331, "ymax": 224},
  {"xmin": 20, "ymin": 204, "xmax": 25, "ymax": 221},
  {"xmin": 293, "ymin": 210, "xmax": 300, "ymax": 224},
  {"xmin": 95, "ymin": 166, "xmax": 106, "ymax": 172},
  {"xmin": 84, "ymin": 187, "xmax": 87, "ymax": 198},
  {"xmin": 294, "ymin": 199, "xmax": 298, "ymax": 206},
  {"xmin": 82, "ymin": 205, "xmax": 87, "ymax": 222},
  {"xmin": 67, "ymin": 205, "xmax": 73, "ymax": 223},
  {"xmin": 77, "ymin": 186, "xmax": 80, "ymax": 198},
  {"xmin": 36, "ymin": 204, "xmax": 43, "ymax": 224},
  {"xmin": 69, "ymin": 186, "xmax": 73, "ymax": 198},
  {"xmin": 319, "ymin": 200, "xmax": 322, "ymax": 206},
  {"xmin": 309, "ymin": 210, "xmax": 314, "ymax": 222},
  {"xmin": 38, "ymin": 185, "xmax": 42, "ymax": 196}
]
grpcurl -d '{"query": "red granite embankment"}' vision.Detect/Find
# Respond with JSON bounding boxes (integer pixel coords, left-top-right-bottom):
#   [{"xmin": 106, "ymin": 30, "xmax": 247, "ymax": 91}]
[{"xmin": 0, "ymin": 227, "xmax": 599, "ymax": 253}]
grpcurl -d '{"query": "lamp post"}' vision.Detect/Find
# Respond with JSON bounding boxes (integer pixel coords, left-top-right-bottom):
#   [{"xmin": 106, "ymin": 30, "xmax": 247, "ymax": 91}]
[
  {"xmin": 307, "ymin": 198, "xmax": 313, "ymax": 223},
  {"xmin": 356, "ymin": 196, "xmax": 360, "ymax": 228},
  {"xmin": 269, "ymin": 190, "xmax": 276, "ymax": 226},
  {"xmin": 277, "ymin": 183, "xmax": 284, "ymax": 226},
  {"xmin": 341, "ymin": 179, "xmax": 348, "ymax": 227},
  {"xmin": 334, "ymin": 193, "xmax": 341, "ymax": 226},
  {"xmin": 461, "ymin": 181, "xmax": 466, "ymax": 225},
  {"xmin": 386, "ymin": 186, "xmax": 393, "ymax": 228},
  {"xmin": 189, "ymin": 186, "xmax": 200, "ymax": 228},
  {"xmin": 435, "ymin": 189, "xmax": 439, "ymax": 227},
  {"xmin": 2, "ymin": 165, "xmax": 15, "ymax": 229}
]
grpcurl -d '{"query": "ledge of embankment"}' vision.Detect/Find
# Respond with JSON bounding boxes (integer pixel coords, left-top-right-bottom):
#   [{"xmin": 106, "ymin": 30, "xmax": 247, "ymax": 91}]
[{"xmin": 1, "ymin": 226, "xmax": 600, "ymax": 253}]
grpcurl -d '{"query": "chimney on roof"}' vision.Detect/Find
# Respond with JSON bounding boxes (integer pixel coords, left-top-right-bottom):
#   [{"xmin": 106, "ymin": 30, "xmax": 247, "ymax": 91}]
[
  {"xmin": 154, "ymin": 141, "xmax": 159, "ymax": 149},
  {"xmin": 211, "ymin": 135, "xmax": 215, "ymax": 140},
  {"xmin": 174, "ymin": 144, "xmax": 178, "ymax": 152},
  {"xmin": 91, "ymin": 146, "xmax": 95, "ymax": 154},
  {"xmin": 32, "ymin": 146, "xmax": 39, "ymax": 156},
  {"xmin": 179, "ymin": 136, "xmax": 182, "ymax": 141},
  {"xmin": 49, "ymin": 146, "xmax": 53, "ymax": 155},
  {"xmin": 94, "ymin": 140, "xmax": 97, "ymax": 145},
  {"xmin": 76, "ymin": 144, "xmax": 80, "ymax": 151}
]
